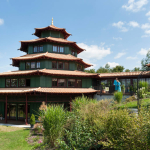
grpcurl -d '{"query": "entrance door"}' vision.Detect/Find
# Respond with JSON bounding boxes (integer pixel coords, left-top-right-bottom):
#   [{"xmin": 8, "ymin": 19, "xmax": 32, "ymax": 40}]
[{"xmin": 7, "ymin": 104, "xmax": 30, "ymax": 121}]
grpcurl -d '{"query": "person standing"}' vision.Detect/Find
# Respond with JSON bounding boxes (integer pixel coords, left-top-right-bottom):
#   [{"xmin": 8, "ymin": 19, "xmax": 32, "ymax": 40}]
[
  {"xmin": 117, "ymin": 79, "xmax": 121, "ymax": 92},
  {"xmin": 114, "ymin": 78, "xmax": 118, "ymax": 91}
]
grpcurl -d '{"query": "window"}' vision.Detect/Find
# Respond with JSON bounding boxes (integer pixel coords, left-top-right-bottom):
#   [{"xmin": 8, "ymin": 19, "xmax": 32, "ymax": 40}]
[
  {"xmin": 39, "ymin": 46, "xmax": 43, "ymax": 52},
  {"xmin": 77, "ymin": 79, "xmax": 82, "ymax": 88},
  {"xmin": 53, "ymin": 45, "xmax": 64, "ymax": 53},
  {"xmin": 77, "ymin": 64, "xmax": 83, "ymax": 71},
  {"xmin": 52, "ymin": 78, "xmax": 57, "ymax": 87},
  {"xmin": 11, "ymin": 79, "xmax": 17, "ymax": 87},
  {"xmin": 60, "ymin": 46, "xmax": 64, "ymax": 53},
  {"xmin": 68, "ymin": 79, "xmax": 76, "ymax": 87},
  {"xmin": 31, "ymin": 62, "xmax": 35, "ymax": 69},
  {"xmin": 34, "ymin": 46, "xmax": 37, "ymax": 53},
  {"xmin": 71, "ymin": 50, "xmax": 75, "ymax": 56},
  {"xmin": 19, "ymin": 79, "xmax": 26, "ymax": 87},
  {"xmin": 53, "ymin": 46, "xmax": 57, "ymax": 52},
  {"xmin": 36, "ymin": 62, "xmax": 40, "ymax": 69},
  {"xmin": 34, "ymin": 45, "xmax": 43, "ymax": 53},
  {"xmin": 6, "ymin": 79, "xmax": 10, "ymax": 87},
  {"xmin": 58, "ymin": 62, "xmax": 63, "ymax": 69},
  {"xmin": 58, "ymin": 79, "xmax": 66, "ymax": 87},
  {"xmin": 26, "ymin": 62, "xmax": 30, "ymax": 69},
  {"xmin": 64, "ymin": 62, "xmax": 69, "ymax": 70},
  {"xmin": 52, "ymin": 61, "xmax": 57, "ymax": 69}
]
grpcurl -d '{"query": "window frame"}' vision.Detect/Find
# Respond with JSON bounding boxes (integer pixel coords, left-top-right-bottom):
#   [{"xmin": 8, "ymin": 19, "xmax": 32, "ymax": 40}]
[
  {"xmin": 5, "ymin": 79, "xmax": 11, "ymax": 88},
  {"xmin": 71, "ymin": 50, "xmax": 75, "ymax": 56},
  {"xmin": 64, "ymin": 62, "xmax": 69, "ymax": 70},
  {"xmin": 57, "ymin": 78, "xmax": 66, "ymax": 87},
  {"xmin": 52, "ymin": 61, "xmax": 57, "ymax": 69},
  {"xmin": 52, "ymin": 78, "xmax": 66, "ymax": 87},
  {"xmin": 68, "ymin": 79, "xmax": 76, "ymax": 88},
  {"xmin": 10, "ymin": 79, "xmax": 17, "ymax": 88},
  {"xmin": 76, "ymin": 79, "xmax": 82, "ymax": 88},
  {"xmin": 53, "ymin": 45, "xmax": 64, "ymax": 53},
  {"xmin": 31, "ymin": 62, "xmax": 36, "ymax": 69},
  {"xmin": 36, "ymin": 61, "xmax": 40, "ymax": 69},
  {"xmin": 33, "ymin": 45, "xmax": 43, "ymax": 53},
  {"xmin": 18, "ymin": 78, "xmax": 26, "ymax": 87},
  {"xmin": 58, "ymin": 61, "xmax": 63, "ymax": 70},
  {"xmin": 77, "ymin": 64, "xmax": 83, "ymax": 71},
  {"xmin": 26, "ymin": 62, "xmax": 30, "ymax": 70}
]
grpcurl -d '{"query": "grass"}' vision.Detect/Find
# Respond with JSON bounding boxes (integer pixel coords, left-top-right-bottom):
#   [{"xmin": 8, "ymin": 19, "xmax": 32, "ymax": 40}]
[
  {"xmin": 117, "ymin": 98, "xmax": 150, "ymax": 109},
  {"xmin": 0, "ymin": 126, "xmax": 32, "ymax": 150}
]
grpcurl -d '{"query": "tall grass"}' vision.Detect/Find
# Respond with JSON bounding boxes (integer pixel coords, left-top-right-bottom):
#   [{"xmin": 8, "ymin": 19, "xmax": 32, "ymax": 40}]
[{"xmin": 39, "ymin": 104, "xmax": 66, "ymax": 147}]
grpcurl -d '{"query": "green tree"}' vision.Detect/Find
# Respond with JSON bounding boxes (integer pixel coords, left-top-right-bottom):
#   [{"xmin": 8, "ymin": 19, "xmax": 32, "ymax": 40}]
[
  {"xmin": 125, "ymin": 69, "xmax": 130, "ymax": 72},
  {"xmin": 111, "ymin": 66, "xmax": 124, "ymax": 72},
  {"xmin": 84, "ymin": 69, "xmax": 95, "ymax": 73},
  {"xmin": 96, "ymin": 63, "xmax": 111, "ymax": 73},
  {"xmin": 141, "ymin": 50, "xmax": 150, "ymax": 71},
  {"xmin": 132, "ymin": 67, "xmax": 140, "ymax": 72}
]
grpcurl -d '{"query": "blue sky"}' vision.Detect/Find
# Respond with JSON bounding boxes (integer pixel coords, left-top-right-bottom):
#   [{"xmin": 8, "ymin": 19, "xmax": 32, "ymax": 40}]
[{"xmin": 0, "ymin": 0, "xmax": 150, "ymax": 72}]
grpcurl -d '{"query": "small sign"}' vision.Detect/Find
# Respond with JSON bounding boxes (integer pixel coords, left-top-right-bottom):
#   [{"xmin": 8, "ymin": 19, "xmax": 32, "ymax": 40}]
[{"xmin": 105, "ymin": 87, "xmax": 109, "ymax": 92}]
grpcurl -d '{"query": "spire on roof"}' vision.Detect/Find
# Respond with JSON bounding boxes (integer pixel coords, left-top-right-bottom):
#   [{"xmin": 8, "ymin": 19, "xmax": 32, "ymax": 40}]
[{"xmin": 51, "ymin": 17, "xmax": 53, "ymax": 25}]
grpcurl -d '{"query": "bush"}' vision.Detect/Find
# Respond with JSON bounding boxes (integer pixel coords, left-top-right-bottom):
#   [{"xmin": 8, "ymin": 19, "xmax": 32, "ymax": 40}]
[
  {"xmin": 114, "ymin": 92, "xmax": 123, "ymax": 103},
  {"xmin": 139, "ymin": 81, "xmax": 148, "ymax": 92},
  {"xmin": 39, "ymin": 104, "xmax": 66, "ymax": 148},
  {"xmin": 30, "ymin": 114, "xmax": 35, "ymax": 125},
  {"xmin": 125, "ymin": 96, "xmax": 136, "ymax": 103}
]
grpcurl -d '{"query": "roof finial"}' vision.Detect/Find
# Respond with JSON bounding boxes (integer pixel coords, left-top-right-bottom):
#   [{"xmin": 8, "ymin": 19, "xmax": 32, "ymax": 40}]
[{"xmin": 51, "ymin": 17, "xmax": 53, "ymax": 25}]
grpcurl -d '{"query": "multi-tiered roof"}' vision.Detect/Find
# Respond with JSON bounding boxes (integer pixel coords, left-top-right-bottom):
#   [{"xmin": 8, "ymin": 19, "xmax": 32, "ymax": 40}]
[{"xmin": 0, "ymin": 19, "xmax": 98, "ymax": 94}]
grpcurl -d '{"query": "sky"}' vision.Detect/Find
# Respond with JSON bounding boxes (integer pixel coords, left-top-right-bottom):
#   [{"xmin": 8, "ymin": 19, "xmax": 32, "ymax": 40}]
[{"xmin": 0, "ymin": 0, "xmax": 150, "ymax": 72}]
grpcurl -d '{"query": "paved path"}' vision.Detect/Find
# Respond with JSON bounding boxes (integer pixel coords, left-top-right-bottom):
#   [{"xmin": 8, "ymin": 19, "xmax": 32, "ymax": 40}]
[{"xmin": 0, "ymin": 123, "xmax": 30, "ymax": 128}]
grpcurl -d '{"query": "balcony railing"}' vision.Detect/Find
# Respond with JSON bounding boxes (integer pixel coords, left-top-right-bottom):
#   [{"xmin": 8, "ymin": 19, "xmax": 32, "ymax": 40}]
[{"xmin": 93, "ymin": 85, "xmax": 134, "ymax": 95}]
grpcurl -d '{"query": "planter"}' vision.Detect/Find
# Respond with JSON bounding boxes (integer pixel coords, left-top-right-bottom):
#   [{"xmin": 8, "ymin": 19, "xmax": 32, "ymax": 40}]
[{"xmin": 0, "ymin": 117, "xmax": 2, "ymax": 120}]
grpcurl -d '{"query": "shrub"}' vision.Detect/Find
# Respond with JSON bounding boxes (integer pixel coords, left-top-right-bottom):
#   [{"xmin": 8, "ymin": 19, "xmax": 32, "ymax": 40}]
[
  {"xmin": 30, "ymin": 114, "xmax": 35, "ymax": 125},
  {"xmin": 114, "ymin": 92, "xmax": 123, "ymax": 103},
  {"xmin": 39, "ymin": 104, "xmax": 66, "ymax": 148},
  {"xmin": 33, "ymin": 123, "xmax": 44, "ymax": 134},
  {"xmin": 139, "ymin": 81, "xmax": 148, "ymax": 92},
  {"xmin": 125, "ymin": 96, "xmax": 136, "ymax": 103}
]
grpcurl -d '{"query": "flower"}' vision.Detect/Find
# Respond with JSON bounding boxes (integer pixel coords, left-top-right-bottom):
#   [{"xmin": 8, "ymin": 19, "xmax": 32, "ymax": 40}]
[{"xmin": 38, "ymin": 140, "xmax": 42, "ymax": 143}]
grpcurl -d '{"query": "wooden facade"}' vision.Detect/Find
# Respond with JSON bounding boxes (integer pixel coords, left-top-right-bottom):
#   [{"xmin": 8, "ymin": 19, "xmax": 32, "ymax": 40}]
[{"xmin": 0, "ymin": 24, "xmax": 97, "ymax": 124}]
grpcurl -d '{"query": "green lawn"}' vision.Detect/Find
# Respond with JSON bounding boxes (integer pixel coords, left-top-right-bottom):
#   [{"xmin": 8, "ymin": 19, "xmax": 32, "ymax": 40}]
[
  {"xmin": 0, "ymin": 126, "xmax": 32, "ymax": 150},
  {"xmin": 117, "ymin": 98, "xmax": 150, "ymax": 109}
]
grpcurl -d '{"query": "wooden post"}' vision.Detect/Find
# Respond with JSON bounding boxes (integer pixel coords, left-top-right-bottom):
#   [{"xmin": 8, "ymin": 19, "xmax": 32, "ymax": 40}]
[
  {"xmin": 5, "ymin": 95, "xmax": 7, "ymax": 123},
  {"xmin": 26, "ymin": 95, "xmax": 28, "ymax": 125},
  {"xmin": 70, "ymin": 96, "xmax": 72, "ymax": 112},
  {"xmin": 9, "ymin": 103, "xmax": 10, "ymax": 120},
  {"xmin": 46, "ymin": 93, "xmax": 47, "ymax": 104}
]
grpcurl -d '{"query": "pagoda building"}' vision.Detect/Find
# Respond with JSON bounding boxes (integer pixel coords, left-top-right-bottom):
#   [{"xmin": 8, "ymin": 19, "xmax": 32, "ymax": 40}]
[{"xmin": 0, "ymin": 19, "xmax": 98, "ymax": 124}]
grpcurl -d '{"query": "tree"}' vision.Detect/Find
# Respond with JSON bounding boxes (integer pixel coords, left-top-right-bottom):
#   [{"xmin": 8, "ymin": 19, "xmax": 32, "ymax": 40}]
[
  {"xmin": 84, "ymin": 69, "xmax": 95, "ymax": 73},
  {"xmin": 132, "ymin": 67, "xmax": 140, "ymax": 72},
  {"xmin": 141, "ymin": 50, "xmax": 150, "ymax": 71},
  {"xmin": 125, "ymin": 69, "xmax": 130, "ymax": 72},
  {"xmin": 111, "ymin": 66, "xmax": 124, "ymax": 72},
  {"xmin": 96, "ymin": 63, "xmax": 111, "ymax": 73}
]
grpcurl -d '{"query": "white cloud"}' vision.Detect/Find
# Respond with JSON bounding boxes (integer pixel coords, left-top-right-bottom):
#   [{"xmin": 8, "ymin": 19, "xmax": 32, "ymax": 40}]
[
  {"xmin": 78, "ymin": 43, "xmax": 111, "ymax": 61},
  {"xmin": 113, "ymin": 37, "xmax": 122, "ymax": 40},
  {"xmin": 145, "ymin": 30, "xmax": 150, "ymax": 34},
  {"xmin": 126, "ymin": 56, "xmax": 137, "ymax": 59},
  {"xmin": 128, "ymin": 21, "xmax": 139, "ymax": 27},
  {"xmin": 122, "ymin": 0, "xmax": 148, "ymax": 12},
  {"xmin": 141, "ymin": 23, "xmax": 150, "ymax": 29},
  {"xmin": 0, "ymin": 18, "xmax": 4, "ymax": 26},
  {"xmin": 146, "ymin": 11, "xmax": 150, "ymax": 16},
  {"xmin": 112, "ymin": 21, "xmax": 128, "ymax": 32},
  {"xmin": 137, "ymin": 48, "xmax": 149, "ymax": 55},
  {"xmin": 114, "ymin": 52, "xmax": 126, "ymax": 59},
  {"xmin": 148, "ymin": 17, "xmax": 150, "ymax": 21},
  {"xmin": 106, "ymin": 62, "xmax": 119, "ymax": 68},
  {"xmin": 141, "ymin": 34, "xmax": 150, "ymax": 38}
]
